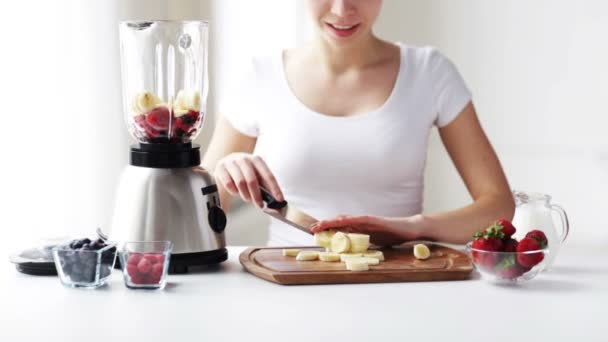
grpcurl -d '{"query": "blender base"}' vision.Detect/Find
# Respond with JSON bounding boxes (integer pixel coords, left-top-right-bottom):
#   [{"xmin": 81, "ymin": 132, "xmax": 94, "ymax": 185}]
[{"xmin": 168, "ymin": 248, "xmax": 229, "ymax": 274}]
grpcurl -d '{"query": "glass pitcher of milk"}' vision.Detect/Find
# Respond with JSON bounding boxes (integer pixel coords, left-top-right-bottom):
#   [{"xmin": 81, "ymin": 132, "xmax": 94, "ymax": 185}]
[{"xmin": 511, "ymin": 191, "xmax": 569, "ymax": 270}]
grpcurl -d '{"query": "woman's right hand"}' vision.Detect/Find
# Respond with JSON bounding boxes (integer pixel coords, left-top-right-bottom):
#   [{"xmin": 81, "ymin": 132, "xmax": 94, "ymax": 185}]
[{"xmin": 214, "ymin": 153, "xmax": 284, "ymax": 209}]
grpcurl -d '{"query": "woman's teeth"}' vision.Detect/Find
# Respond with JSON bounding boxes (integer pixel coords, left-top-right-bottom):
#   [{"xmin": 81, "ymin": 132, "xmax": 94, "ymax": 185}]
[{"xmin": 331, "ymin": 24, "xmax": 356, "ymax": 30}]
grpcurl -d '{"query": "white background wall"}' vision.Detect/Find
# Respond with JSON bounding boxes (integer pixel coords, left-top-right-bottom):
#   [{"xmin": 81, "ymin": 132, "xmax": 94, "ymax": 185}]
[
  {"xmin": 0, "ymin": 0, "xmax": 605, "ymax": 253},
  {"xmin": 373, "ymin": 0, "xmax": 608, "ymax": 248}
]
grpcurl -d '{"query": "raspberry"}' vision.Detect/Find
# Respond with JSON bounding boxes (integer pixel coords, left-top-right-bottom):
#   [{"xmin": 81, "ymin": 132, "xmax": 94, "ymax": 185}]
[{"xmin": 137, "ymin": 258, "xmax": 152, "ymax": 274}]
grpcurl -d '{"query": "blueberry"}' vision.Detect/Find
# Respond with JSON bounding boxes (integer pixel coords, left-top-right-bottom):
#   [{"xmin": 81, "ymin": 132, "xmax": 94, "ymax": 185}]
[
  {"xmin": 100, "ymin": 267, "xmax": 110, "ymax": 278},
  {"xmin": 83, "ymin": 268, "xmax": 96, "ymax": 283},
  {"xmin": 71, "ymin": 263, "xmax": 83, "ymax": 275},
  {"xmin": 69, "ymin": 239, "xmax": 83, "ymax": 249}
]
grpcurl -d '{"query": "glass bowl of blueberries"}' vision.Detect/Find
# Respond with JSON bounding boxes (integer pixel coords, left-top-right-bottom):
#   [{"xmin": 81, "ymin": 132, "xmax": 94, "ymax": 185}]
[{"xmin": 52, "ymin": 237, "xmax": 117, "ymax": 289}]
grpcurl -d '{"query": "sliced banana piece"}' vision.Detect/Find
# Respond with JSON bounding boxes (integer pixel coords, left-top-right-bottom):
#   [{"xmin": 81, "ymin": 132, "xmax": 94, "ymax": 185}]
[
  {"xmin": 174, "ymin": 89, "xmax": 200, "ymax": 111},
  {"xmin": 331, "ymin": 232, "xmax": 351, "ymax": 253},
  {"xmin": 282, "ymin": 249, "xmax": 301, "ymax": 257},
  {"xmin": 359, "ymin": 257, "xmax": 380, "ymax": 266},
  {"xmin": 131, "ymin": 91, "xmax": 162, "ymax": 115},
  {"xmin": 363, "ymin": 250, "xmax": 385, "ymax": 261},
  {"xmin": 413, "ymin": 244, "xmax": 431, "ymax": 260},
  {"xmin": 339, "ymin": 253, "xmax": 363, "ymax": 262},
  {"xmin": 319, "ymin": 252, "xmax": 340, "ymax": 262},
  {"xmin": 314, "ymin": 230, "xmax": 336, "ymax": 249},
  {"xmin": 345, "ymin": 258, "xmax": 369, "ymax": 271},
  {"xmin": 296, "ymin": 251, "xmax": 319, "ymax": 261},
  {"xmin": 173, "ymin": 108, "xmax": 190, "ymax": 118},
  {"xmin": 348, "ymin": 233, "xmax": 370, "ymax": 253}
]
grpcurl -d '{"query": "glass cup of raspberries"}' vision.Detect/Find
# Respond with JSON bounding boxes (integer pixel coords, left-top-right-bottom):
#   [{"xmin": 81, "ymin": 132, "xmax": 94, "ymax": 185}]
[
  {"xmin": 466, "ymin": 219, "xmax": 549, "ymax": 284},
  {"xmin": 119, "ymin": 241, "xmax": 173, "ymax": 290}
]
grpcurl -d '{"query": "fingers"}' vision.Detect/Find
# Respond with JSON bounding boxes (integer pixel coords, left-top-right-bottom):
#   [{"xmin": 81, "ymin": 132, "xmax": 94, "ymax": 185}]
[
  {"xmin": 235, "ymin": 158, "xmax": 263, "ymax": 208},
  {"xmin": 215, "ymin": 165, "xmax": 238, "ymax": 196},
  {"xmin": 215, "ymin": 154, "xmax": 282, "ymax": 209},
  {"xmin": 252, "ymin": 156, "xmax": 284, "ymax": 201},
  {"xmin": 224, "ymin": 161, "xmax": 254, "ymax": 205}
]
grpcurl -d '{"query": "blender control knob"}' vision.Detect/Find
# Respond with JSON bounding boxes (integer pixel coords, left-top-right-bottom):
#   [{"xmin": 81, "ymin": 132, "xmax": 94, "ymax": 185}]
[{"xmin": 208, "ymin": 206, "xmax": 227, "ymax": 233}]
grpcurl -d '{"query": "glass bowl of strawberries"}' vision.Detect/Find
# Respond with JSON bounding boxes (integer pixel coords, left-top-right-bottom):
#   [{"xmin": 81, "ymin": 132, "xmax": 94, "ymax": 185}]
[
  {"xmin": 466, "ymin": 219, "xmax": 549, "ymax": 284},
  {"xmin": 119, "ymin": 241, "xmax": 172, "ymax": 290}
]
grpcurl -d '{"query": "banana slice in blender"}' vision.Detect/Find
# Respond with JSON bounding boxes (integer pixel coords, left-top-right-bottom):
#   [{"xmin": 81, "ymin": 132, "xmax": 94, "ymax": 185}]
[
  {"xmin": 330, "ymin": 232, "xmax": 351, "ymax": 253},
  {"xmin": 132, "ymin": 91, "xmax": 161, "ymax": 114}
]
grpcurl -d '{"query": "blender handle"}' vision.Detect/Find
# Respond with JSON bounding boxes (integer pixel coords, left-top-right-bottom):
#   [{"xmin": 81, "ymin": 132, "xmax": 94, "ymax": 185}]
[{"xmin": 550, "ymin": 204, "xmax": 570, "ymax": 243}]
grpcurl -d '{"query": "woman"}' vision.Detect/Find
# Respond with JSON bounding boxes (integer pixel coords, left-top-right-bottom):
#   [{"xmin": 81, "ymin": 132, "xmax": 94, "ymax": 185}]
[{"xmin": 203, "ymin": 0, "xmax": 514, "ymax": 246}]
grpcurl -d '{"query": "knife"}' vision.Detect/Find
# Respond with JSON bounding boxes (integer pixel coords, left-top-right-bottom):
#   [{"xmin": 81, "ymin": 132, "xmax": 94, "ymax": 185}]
[{"xmin": 259, "ymin": 187, "xmax": 317, "ymax": 235}]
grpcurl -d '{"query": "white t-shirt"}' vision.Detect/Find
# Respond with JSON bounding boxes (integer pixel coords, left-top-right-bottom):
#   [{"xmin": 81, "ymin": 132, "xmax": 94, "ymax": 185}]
[{"xmin": 220, "ymin": 43, "xmax": 472, "ymax": 246}]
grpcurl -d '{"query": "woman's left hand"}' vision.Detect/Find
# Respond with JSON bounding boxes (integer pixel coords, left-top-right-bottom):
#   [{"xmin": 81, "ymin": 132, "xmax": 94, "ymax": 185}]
[{"xmin": 309, "ymin": 215, "xmax": 421, "ymax": 247}]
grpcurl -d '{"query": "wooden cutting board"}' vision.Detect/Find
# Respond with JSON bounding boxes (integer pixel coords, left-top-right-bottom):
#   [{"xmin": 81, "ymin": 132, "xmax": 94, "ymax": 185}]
[{"xmin": 239, "ymin": 243, "xmax": 474, "ymax": 285}]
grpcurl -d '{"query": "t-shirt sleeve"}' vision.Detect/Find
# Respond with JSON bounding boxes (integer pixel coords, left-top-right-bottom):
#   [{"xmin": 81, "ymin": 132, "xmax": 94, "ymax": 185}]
[
  {"xmin": 429, "ymin": 48, "xmax": 472, "ymax": 128},
  {"xmin": 218, "ymin": 59, "xmax": 260, "ymax": 137}
]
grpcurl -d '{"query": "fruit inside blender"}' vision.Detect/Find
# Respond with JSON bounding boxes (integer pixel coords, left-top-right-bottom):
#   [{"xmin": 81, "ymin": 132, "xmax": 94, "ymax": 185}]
[{"xmin": 130, "ymin": 89, "xmax": 202, "ymax": 143}]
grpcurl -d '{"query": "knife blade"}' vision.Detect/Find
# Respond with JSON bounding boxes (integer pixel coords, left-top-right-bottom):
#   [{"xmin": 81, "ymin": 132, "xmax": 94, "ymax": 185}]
[{"xmin": 259, "ymin": 187, "xmax": 317, "ymax": 235}]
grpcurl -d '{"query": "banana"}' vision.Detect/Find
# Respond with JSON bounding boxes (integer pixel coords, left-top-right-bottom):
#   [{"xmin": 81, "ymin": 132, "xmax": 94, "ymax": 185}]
[
  {"xmin": 282, "ymin": 249, "xmax": 301, "ymax": 257},
  {"xmin": 348, "ymin": 233, "xmax": 370, "ymax": 253},
  {"xmin": 339, "ymin": 253, "xmax": 363, "ymax": 262},
  {"xmin": 314, "ymin": 230, "xmax": 336, "ymax": 249},
  {"xmin": 331, "ymin": 232, "xmax": 351, "ymax": 253},
  {"xmin": 413, "ymin": 244, "xmax": 431, "ymax": 260},
  {"xmin": 173, "ymin": 89, "xmax": 200, "ymax": 112},
  {"xmin": 188, "ymin": 91, "xmax": 201, "ymax": 110},
  {"xmin": 296, "ymin": 251, "xmax": 319, "ymax": 261},
  {"xmin": 173, "ymin": 108, "xmax": 189, "ymax": 118},
  {"xmin": 319, "ymin": 252, "xmax": 340, "ymax": 262},
  {"xmin": 359, "ymin": 257, "xmax": 380, "ymax": 266},
  {"xmin": 345, "ymin": 258, "xmax": 369, "ymax": 271},
  {"xmin": 131, "ymin": 91, "xmax": 162, "ymax": 115},
  {"xmin": 363, "ymin": 250, "xmax": 385, "ymax": 261}
]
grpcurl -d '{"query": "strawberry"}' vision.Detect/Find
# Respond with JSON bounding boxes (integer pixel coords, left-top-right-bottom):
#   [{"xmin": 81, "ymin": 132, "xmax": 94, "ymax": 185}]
[
  {"xmin": 502, "ymin": 238, "xmax": 519, "ymax": 252},
  {"xmin": 525, "ymin": 230, "xmax": 548, "ymax": 249},
  {"xmin": 145, "ymin": 106, "xmax": 171, "ymax": 130},
  {"xmin": 495, "ymin": 255, "xmax": 529, "ymax": 280},
  {"xmin": 495, "ymin": 219, "xmax": 516, "ymax": 238},
  {"xmin": 471, "ymin": 228, "xmax": 504, "ymax": 270},
  {"xmin": 516, "ymin": 237, "xmax": 544, "ymax": 268}
]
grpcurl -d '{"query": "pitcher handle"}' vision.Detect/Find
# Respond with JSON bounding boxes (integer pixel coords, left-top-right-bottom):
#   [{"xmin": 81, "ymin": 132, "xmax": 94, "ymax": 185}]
[{"xmin": 550, "ymin": 204, "xmax": 570, "ymax": 243}]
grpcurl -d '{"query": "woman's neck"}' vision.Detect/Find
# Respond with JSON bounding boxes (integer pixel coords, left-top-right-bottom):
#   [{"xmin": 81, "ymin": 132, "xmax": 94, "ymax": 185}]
[{"xmin": 309, "ymin": 34, "xmax": 386, "ymax": 74}]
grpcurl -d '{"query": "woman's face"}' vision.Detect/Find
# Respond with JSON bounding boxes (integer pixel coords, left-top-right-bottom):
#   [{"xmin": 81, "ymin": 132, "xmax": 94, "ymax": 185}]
[{"xmin": 306, "ymin": 0, "xmax": 382, "ymax": 46}]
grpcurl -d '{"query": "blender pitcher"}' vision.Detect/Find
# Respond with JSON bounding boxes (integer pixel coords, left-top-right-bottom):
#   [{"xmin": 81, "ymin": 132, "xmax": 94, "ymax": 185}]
[
  {"xmin": 119, "ymin": 20, "xmax": 208, "ymax": 144},
  {"xmin": 511, "ymin": 191, "xmax": 569, "ymax": 270}
]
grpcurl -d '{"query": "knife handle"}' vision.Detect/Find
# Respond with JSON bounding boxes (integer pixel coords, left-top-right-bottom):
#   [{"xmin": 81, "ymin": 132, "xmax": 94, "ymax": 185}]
[{"xmin": 260, "ymin": 187, "xmax": 287, "ymax": 210}]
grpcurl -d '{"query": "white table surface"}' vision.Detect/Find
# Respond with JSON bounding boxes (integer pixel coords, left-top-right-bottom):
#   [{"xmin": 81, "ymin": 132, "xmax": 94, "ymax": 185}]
[{"xmin": 1, "ymin": 245, "xmax": 607, "ymax": 342}]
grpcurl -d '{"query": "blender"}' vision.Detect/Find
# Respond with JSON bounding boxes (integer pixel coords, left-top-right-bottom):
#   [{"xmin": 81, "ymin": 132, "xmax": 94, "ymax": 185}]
[{"xmin": 110, "ymin": 20, "xmax": 227, "ymax": 273}]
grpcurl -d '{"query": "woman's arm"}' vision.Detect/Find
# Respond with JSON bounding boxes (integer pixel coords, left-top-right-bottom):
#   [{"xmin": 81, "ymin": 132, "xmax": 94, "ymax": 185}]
[
  {"xmin": 311, "ymin": 102, "xmax": 514, "ymax": 245},
  {"xmin": 413, "ymin": 101, "xmax": 515, "ymax": 243}
]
